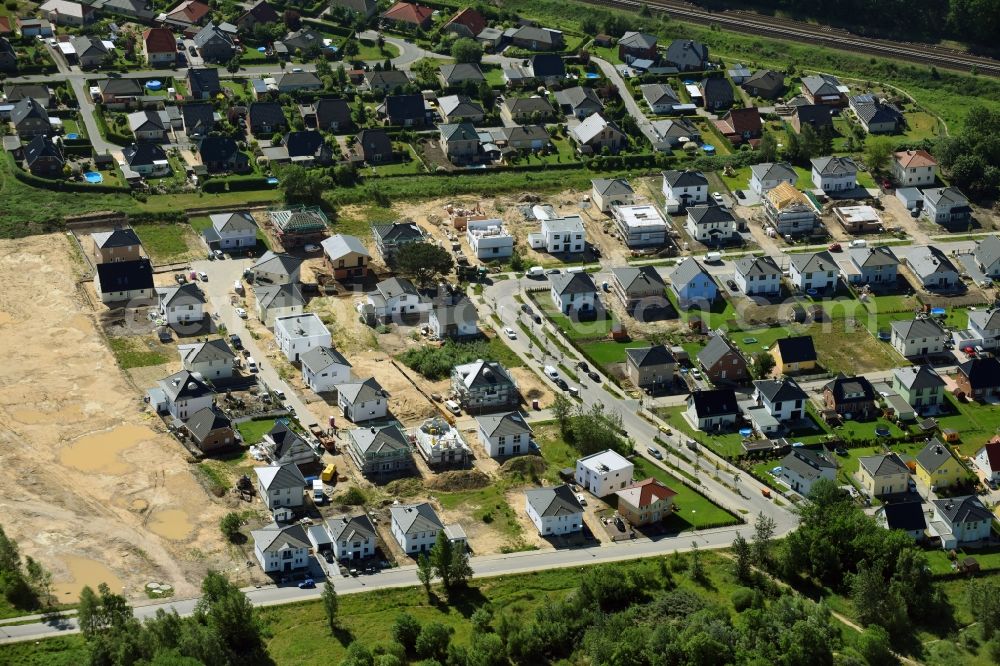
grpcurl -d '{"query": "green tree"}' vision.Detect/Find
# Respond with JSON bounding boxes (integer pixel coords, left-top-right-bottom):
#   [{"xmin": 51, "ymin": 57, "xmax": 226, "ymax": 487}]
[
  {"xmin": 448, "ymin": 546, "xmax": 473, "ymax": 590},
  {"xmin": 688, "ymin": 542, "xmax": 705, "ymax": 583},
  {"xmin": 219, "ymin": 512, "xmax": 242, "ymax": 543},
  {"xmin": 430, "ymin": 530, "xmax": 454, "ymax": 590},
  {"xmin": 341, "ymin": 641, "xmax": 375, "ymax": 666},
  {"xmin": 731, "ymin": 533, "xmax": 752, "ymax": 583},
  {"xmin": 757, "ymin": 132, "xmax": 778, "ymax": 162},
  {"xmin": 968, "ymin": 578, "xmax": 1000, "ymax": 641},
  {"xmin": 851, "ymin": 560, "xmax": 906, "ymax": 634},
  {"xmin": 343, "ymin": 40, "xmax": 360, "ymax": 57},
  {"xmin": 278, "ymin": 164, "xmax": 332, "ymax": 204},
  {"xmin": 395, "ymin": 242, "xmax": 454, "ymax": 287},
  {"xmin": 322, "ymin": 580, "xmax": 339, "ymax": 633},
  {"xmin": 751, "ymin": 351, "xmax": 775, "ymax": 379},
  {"xmin": 752, "ymin": 512, "xmax": 776, "ymax": 568},
  {"xmin": 451, "ymin": 38, "xmax": 483, "ymax": 65},
  {"xmin": 196, "ymin": 571, "xmax": 266, "ymax": 661},
  {"xmin": 417, "ymin": 553, "xmax": 434, "ymax": 599},
  {"xmin": 855, "ymin": 625, "xmax": 898, "ymax": 666},
  {"xmin": 415, "ymin": 622, "xmax": 452, "ymax": 662},
  {"xmin": 467, "ymin": 632, "xmax": 506, "ymax": 666},
  {"xmin": 864, "ymin": 135, "xmax": 895, "ymax": 174},
  {"xmin": 392, "ymin": 612, "xmax": 422, "ymax": 654}
]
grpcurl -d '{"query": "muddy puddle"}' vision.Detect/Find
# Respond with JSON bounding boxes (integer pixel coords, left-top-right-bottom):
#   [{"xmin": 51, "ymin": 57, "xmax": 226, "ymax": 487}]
[
  {"xmin": 147, "ymin": 509, "xmax": 194, "ymax": 541},
  {"xmin": 59, "ymin": 424, "xmax": 158, "ymax": 475},
  {"xmin": 52, "ymin": 555, "xmax": 125, "ymax": 600}
]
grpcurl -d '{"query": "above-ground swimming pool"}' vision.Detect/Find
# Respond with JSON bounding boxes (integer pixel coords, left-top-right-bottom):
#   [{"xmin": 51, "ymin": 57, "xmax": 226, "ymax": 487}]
[
  {"xmin": 266, "ymin": 177, "xmax": 279, "ymax": 185},
  {"xmin": 930, "ymin": 307, "xmax": 946, "ymax": 316},
  {"xmin": 585, "ymin": 72, "xmax": 600, "ymax": 79},
  {"xmin": 83, "ymin": 172, "xmax": 103, "ymax": 183},
  {"xmin": 65, "ymin": 132, "xmax": 79, "ymax": 140},
  {"xmin": 145, "ymin": 80, "xmax": 163, "ymax": 91}
]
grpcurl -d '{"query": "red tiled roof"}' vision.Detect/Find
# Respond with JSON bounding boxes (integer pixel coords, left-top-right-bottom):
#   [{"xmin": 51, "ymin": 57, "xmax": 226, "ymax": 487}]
[
  {"xmin": 168, "ymin": 0, "xmax": 210, "ymax": 24},
  {"xmin": 382, "ymin": 1, "xmax": 432, "ymax": 25},
  {"xmin": 445, "ymin": 7, "xmax": 485, "ymax": 36},
  {"xmin": 894, "ymin": 149, "xmax": 936, "ymax": 169},
  {"xmin": 982, "ymin": 442, "xmax": 1000, "ymax": 472},
  {"xmin": 618, "ymin": 477, "xmax": 677, "ymax": 508},
  {"xmin": 0, "ymin": 17, "xmax": 11, "ymax": 34},
  {"xmin": 143, "ymin": 27, "xmax": 176, "ymax": 53}
]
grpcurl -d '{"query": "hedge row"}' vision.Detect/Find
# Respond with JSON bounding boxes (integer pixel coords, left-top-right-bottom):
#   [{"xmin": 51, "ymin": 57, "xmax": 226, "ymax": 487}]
[
  {"xmin": 11, "ymin": 162, "xmax": 131, "ymax": 193},
  {"xmin": 202, "ymin": 176, "xmax": 274, "ymax": 193}
]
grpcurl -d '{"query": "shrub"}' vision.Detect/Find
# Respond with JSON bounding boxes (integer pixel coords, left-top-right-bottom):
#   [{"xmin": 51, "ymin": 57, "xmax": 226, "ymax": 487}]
[{"xmin": 731, "ymin": 587, "xmax": 755, "ymax": 612}]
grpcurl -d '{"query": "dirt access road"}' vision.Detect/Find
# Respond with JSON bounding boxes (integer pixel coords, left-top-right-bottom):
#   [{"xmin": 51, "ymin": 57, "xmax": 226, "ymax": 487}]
[{"xmin": 0, "ymin": 235, "xmax": 235, "ymax": 604}]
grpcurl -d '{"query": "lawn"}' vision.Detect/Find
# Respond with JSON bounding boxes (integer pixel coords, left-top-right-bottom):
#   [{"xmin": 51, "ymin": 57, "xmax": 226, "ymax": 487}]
[
  {"xmin": 366, "ymin": 143, "xmax": 425, "ymax": 176},
  {"xmin": 107, "ymin": 337, "xmax": 169, "ymax": 369},
  {"xmin": 236, "ymin": 418, "xmax": 279, "ymax": 444},
  {"xmin": 434, "ymin": 483, "xmax": 526, "ymax": 547},
  {"xmin": 631, "ymin": 456, "xmax": 740, "ymax": 530},
  {"xmin": 530, "ymin": 292, "xmax": 620, "ymax": 342},
  {"xmin": 664, "ymin": 289, "xmax": 739, "ymax": 331},
  {"xmin": 935, "ymin": 393, "xmax": 1000, "ymax": 456},
  {"xmin": 481, "ymin": 64, "xmax": 506, "ymax": 87},
  {"xmin": 535, "ymin": 422, "xmax": 579, "ymax": 482},
  {"xmin": 132, "ymin": 223, "xmax": 197, "ymax": 263},
  {"xmin": 656, "ymin": 405, "xmax": 747, "ymax": 458},
  {"xmin": 353, "ymin": 38, "xmax": 400, "ymax": 60},
  {"xmin": 902, "ymin": 110, "xmax": 943, "ymax": 142},
  {"xmin": 579, "ymin": 339, "xmax": 649, "ymax": 366}
]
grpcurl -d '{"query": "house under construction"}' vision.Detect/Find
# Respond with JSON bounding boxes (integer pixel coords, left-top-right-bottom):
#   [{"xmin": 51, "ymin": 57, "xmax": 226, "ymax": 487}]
[
  {"xmin": 268, "ymin": 206, "xmax": 329, "ymax": 248},
  {"xmin": 411, "ymin": 416, "xmax": 470, "ymax": 468}
]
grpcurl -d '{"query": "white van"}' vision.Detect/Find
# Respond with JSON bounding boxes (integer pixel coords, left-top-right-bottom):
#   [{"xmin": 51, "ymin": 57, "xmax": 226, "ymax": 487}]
[
  {"xmin": 246, "ymin": 356, "xmax": 258, "ymax": 372},
  {"xmin": 704, "ymin": 251, "xmax": 722, "ymax": 263},
  {"xmin": 526, "ymin": 266, "xmax": 544, "ymax": 278},
  {"xmin": 233, "ymin": 280, "xmax": 244, "ymax": 295},
  {"xmin": 445, "ymin": 400, "xmax": 461, "ymax": 415},
  {"xmin": 849, "ymin": 239, "xmax": 868, "ymax": 248},
  {"xmin": 543, "ymin": 365, "xmax": 559, "ymax": 380}
]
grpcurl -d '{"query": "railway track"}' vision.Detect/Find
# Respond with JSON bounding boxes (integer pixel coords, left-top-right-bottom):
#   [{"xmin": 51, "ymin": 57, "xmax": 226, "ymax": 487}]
[{"xmin": 582, "ymin": 0, "xmax": 1000, "ymax": 76}]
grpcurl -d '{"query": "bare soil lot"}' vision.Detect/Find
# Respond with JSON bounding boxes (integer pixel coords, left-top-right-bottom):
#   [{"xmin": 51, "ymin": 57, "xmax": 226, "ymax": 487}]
[{"xmin": 0, "ymin": 235, "xmax": 235, "ymax": 603}]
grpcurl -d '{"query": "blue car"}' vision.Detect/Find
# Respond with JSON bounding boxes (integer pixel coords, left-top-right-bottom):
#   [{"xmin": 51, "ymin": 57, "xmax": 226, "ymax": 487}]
[{"xmin": 297, "ymin": 578, "xmax": 315, "ymax": 589}]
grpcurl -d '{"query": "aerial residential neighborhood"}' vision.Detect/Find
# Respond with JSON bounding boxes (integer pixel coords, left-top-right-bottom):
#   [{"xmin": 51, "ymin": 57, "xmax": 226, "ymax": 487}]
[{"xmin": 1, "ymin": 0, "xmax": 1000, "ymax": 663}]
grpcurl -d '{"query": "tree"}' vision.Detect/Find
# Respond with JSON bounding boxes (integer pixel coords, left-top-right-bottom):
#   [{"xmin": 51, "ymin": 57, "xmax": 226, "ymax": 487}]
[
  {"xmin": 688, "ymin": 542, "xmax": 705, "ymax": 583},
  {"xmin": 451, "ymin": 38, "xmax": 483, "ymax": 65},
  {"xmin": 219, "ymin": 512, "xmax": 242, "ymax": 543},
  {"xmin": 967, "ymin": 579, "xmax": 1000, "ymax": 641},
  {"xmin": 757, "ymin": 132, "xmax": 778, "ymax": 162},
  {"xmin": 448, "ymin": 547, "xmax": 473, "ymax": 590},
  {"xmin": 855, "ymin": 626, "xmax": 898, "ymax": 666},
  {"xmin": 392, "ymin": 612, "xmax": 422, "ymax": 654},
  {"xmin": 731, "ymin": 534, "xmax": 752, "ymax": 583},
  {"xmin": 322, "ymin": 580, "xmax": 339, "ymax": 633},
  {"xmin": 341, "ymin": 641, "xmax": 375, "ymax": 666},
  {"xmin": 752, "ymin": 512, "xmax": 776, "ymax": 568},
  {"xmin": 430, "ymin": 530, "xmax": 454, "ymax": 591},
  {"xmin": 851, "ymin": 560, "xmax": 906, "ymax": 635},
  {"xmin": 415, "ymin": 622, "xmax": 452, "ymax": 662},
  {"xmin": 395, "ymin": 242, "xmax": 454, "ymax": 287},
  {"xmin": 279, "ymin": 164, "xmax": 332, "ymax": 204},
  {"xmin": 343, "ymin": 40, "xmax": 360, "ymax": 57},
  {"xmin": 552, "ymin": 393, "xmax": 573, "ymax": 436},
  {"xmin": 751, "ymin": 351, "xmax": 775, "ymax": 379},
  {"xmin": 283, "ymin": 8, "xmax": 301, "ymax": 30},
  {"xmin": 417, "ymin": 553, "xmax": 434, "ymax": 599},
  {"xmin": 466, "ymin": 632, "xmax": 506, "ymax": 666},
  {"xmin": 864, "ymin": 135, "xmax": 895, "ymax": 174},
  {"xmin": 196, "ymin": 571, "xmax": 266, "ymax": 660},
  {"xmin": 226, "ymin": 54, "xmax": 241, "ymax": 74}
]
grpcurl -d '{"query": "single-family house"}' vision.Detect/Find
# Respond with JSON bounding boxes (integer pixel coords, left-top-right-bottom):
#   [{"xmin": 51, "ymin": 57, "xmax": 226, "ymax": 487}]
[
  {"xmin": 576, "ymin": 449, "xmax": 633, "ymax": 497},
  {"xmin": 845, "ymin": 245, "xmax": 899, "ymax": 286},
  {"xmin": 348, "ymin": 424, "xmax": 413, "ymax": 480},
  {"xmin": 98, "ymin": 78, "xmax": 142, "ymax": 105},
  {"xmin": 156, "ymin": 370, "xmax": 213, "ymax": 421},
  {"xmin": 253, "ymin": 463, "xmax": 306, "ymax": 510},
  {"xmin": 641, "ymin": 83, "xmax": 681, "ymax": 115},
  {"xmin": 893, "ymin": 149, "xmax": 937, "ymax": 187},
  {"xmin": 273, "ymin": 71, "xmax": 322, "ymax": 94},
  {"xmin": 93, "ymin": 258, "xmax": 154, "ymax": 303},
  {"xmin": 965, "ymin": 308, "xmax": 1000, "ymax": 350},
  {"xmin": 890, "ymin": 317, "xmax": 948, "ymax": 358},
  {"xmin": 734, "ymin": 255, "xmax": 781, "ymax": 296},
  {"xmin": 685, "ymin": 388, "xmax": 739, "ymax": 431},
  {"xmin": 662, "ymin": 169, "xmax": 708, "ymax": 208},
  {"xmin": 875, "ymin": 501, "xmax": 927, "ymax": 540},
  {"xmin": 142, "ymin": 27, "xmax": 175, "ymax": 66},
  {"xmin": 193, "ymin": 22, "xmax": 236, "ymax": 63},
  {"xmin": 524, "ymin": 485, "xmax": 584, "ymax": 536},
  {"xmin": 685, "ymin": 204, "xmax": 737, "ymax": 245},
  {"xmin": 251, "ymin": 251, "xmax": 301, "ymax": 285},
  {"xmin": 0, "ymin": 37, "xmax": 16, "ymax": 74},
  {"xmin": 23, "ymin": 135, "xmax": 63, "ymax": 177},
  {"xmin": 800, "ymin": 74, "xmax": 846, "ymax": 106},
  {"xmin": 262, "ymin": 422, "xmax": 318, "ymax": 468},
  {"xmin": 749, "ymin": 162, "xmax": 797, "ymax": 195},
  {"xmin": 822, "ymin": 374, "xmax": 878, "ymax": 420},
  {"xmin": 811, "ymin": 156, "xmax": 858, "ymax": 193},
  {"xmin": 443, "ymin": 7, "xmax": 485, "ymax": 38},
  {"xmin": 499, "ymin": 96, "xmax": 556, "ymax": 125},
  {"xmin": 321, "ymin": 234, "xmax": 369, "ymax": 280},
  {"xmin": 283, "ymin": 130, "xmax": 334, "ymax": 165},
  {"xmin": 763, "ymin": 182, "xmax": 818, "ymax": 237},
  {"xmin": 569, "ymin": 113, "xmax": 626, "ymax": 155},
  {"xmin": 437, "ymin": 94, "xmax": 484, "ymax": 123},
  {"xmin": 931, "ymin": 496, "xmax": 993, "ymax": 547},
  {"xmin": 440, "ymin": 122, "xmax": 481, "ymax": 163},
  {"xmin": 11, "ymin": 98, "xmax": 50, "ymax": 139},
  {"xmin": 923, "ymin": 187, "xmax": 972, "ymax": 226},
  {"xmin": 69, "ymin": 35, "xmax": 108, "ymax": 69},
  {"xmin": 611, "ymin": 265, "xmax": 667, "ymax": 314},
  {"xmin": 312, "ymin": 98, "xmax": 352, "ymax": 132},
  {"xmin": 254, "ymin": 283, "xmax": 305, "ymax": 327},
  {"xmin": 128, "ymin": 110, "xmax": 167, "ymax": 142},
  {"xmin": 438, "ymin": 62, "xmax": 485, "ymax": 87},
  {"xmin": 529, "ymin": 215, "xmax": 585, "ymax": 254},
  {"xmin": 353, "ymin": 128, "xmax": 394, "ymax": 164},
  {"xmin": 770, "ymin": 336, "xmax": 817, "ymax": 375},
  {"xmin": 451, "ymin": 360, "xmax": 519, "ymax": 412},
  {"xmin": 509, "ymin": 25, "xmax": 564, "ymax": 51},
  {"xmin": 778, "ymin": 448, "xmax": 836, "ymax": 496},
  {"xmin": 184, "ymin": 406, "xmax": 235, "ymax": 454},
  {"xmin": 179, "ymin": 338, "xmax": 234, "ymax": 380},
  {"xmin": 248, "ymin": 101, "xmax": 288, "ymax": 137},
  {"xmin": 669, "ymin": 257, "xmax": 717, "ymax": 308},
  {"xmin": 372, "ymin": 222, "xmax": 426, "ymax": 261},
  {"xmin": 251, "ymin": 522, "xmax": 310, "ymax": 572},
  {"xmin": 123, "ymin": 142, "xmax": 171, "ymax": 177},
  {"xmin": 300, "ymin": 346, "xmax": 351, "ymax": 393},
  {"xmin": 324, "ymin": 514, "xmax": 376, "ymax": 561},
  {"xmin": 834, "ymin": 205, "xmax": 882, "ymax": 234},
  {"xmin": 237, "ymin": 0, "xmax": 280, "ymax": 30},
  {"xmin": 501, "ymin": 124, "xmax": 550, "ymax": 151},
  {"xmin": 381, "ymin": 1, "xmax": 433, "ymax": 30},
  {"xmin": 625, "ymin": 345, "xmax": 676, "ymax": 390},
  {"xmin": 160, "ymin": 0, "xmax": 210, "ymax": 29},
  {"xmin": 16, "ymin": 18, "xmax": 52, "ymax": 37},
  {"xmin": 550, "ymin": 271, "xmax": 598, "ymax": 315},
  {"xmin": 365, "ymin": 276, "xmax": 431, "ymax": 323},
  {"xmin": 466, "ymin": 219, "xmax": 513, "ymax": 260},
  {"xmin": 181, "ymin": 103, "xmax": 215, "ymax": 137},
  {"xmin": 849, "ymin": 94, "xmax": 904, "ymax": 134},
  {"xmin": 281, "ymin": 27, "xmax": 325, "ymax": 55},
  {"xmin": 187, "ymin": 67, "xmax": 221, "ymax": 99},
  {"xmin": 618, "ymin": 31, "xmax": 657, "ymax": 62},
  {"xmin": 363, "ymin": 69, "xmax": 410, "ymax": 93},
  {"xmin": 156, "ymin": 283, "xmax": 205, "ymax": 326},
  {"xmin": 753, "ymin": 377, "xmax": 808, "ymax": 422},
  {"xmin": 788, "ymin": 250, "xmax": 838, "ymax": 292},
  {"xmin": 203, "ymin": 211, "xmax": 256, "ymax": 252},
  {"xmin": 893, "ymin": 364, "xmax": 946, "ymax": 413},
  {"xmin": 975, "ymin": 235, "xmax": 1000, "ymax": 279},
  {"xmin": 613, "ymin": 204, "xmax": 667, "ymax": 248},
  {"xmin": 476, "ymin": 412, "xmax": 532, "ymax": 458},
  {"xmin": 616, "ymin": 478, "xmax": 676, "ymax": 526},
  {"xmin": 428, "ymin": 298, "xmax": 479, "ymax": 339},
  {"xmin": 906, "ymin": 245, "xmax": 961, "ymax": 290},
  {"xmin": 39, "ymin": 0, "xmax": 94, "ymax": 25},
  {"xmin": 699, "ymin": 77, "xmax": 733, "ymax": 111},
  {"xmin": 974, "ymin": 442, "xmax": 1000, "ymax": 485},
  {"xmin": 858, "ymin": 452, "xmax": 910, "ymax": 497},
  {"xmin": 790, "ymin": 104, "xmax": 835, "ymax": 133},
  {"xmin": 274, "ymin": 313, "xmax": 331, "ymax": 363},
  {"xmin": 413, "ymin": 416, "xmax": 470, "ymax": 467},
  {"xmin": 554, "ymin": 86, "xmax": 604, "ymax": 119},
  {"xmin": 337, "ymin": 377, "xmax": 388, "ymax": 423},
  {"xmin": 591, "ymin": 178, "xmax": 635, "ymax": 213},
  {"xmin": 915, "ymin": 439, "xmax": 966, "ymax": 490},
  {"xmin": 741, "ymin": 69, "xmax": 784, "ymax": 99},
  {"xmin": 664, "ymin": 39, "xmax": 707, "ymax": 72},
  {"xmin": 380, "ymin": 93, "xmax": 427, "ymax": 127},
  {"xmin": 712, "ymin": 107, "xmax": 762, "ymax": 145},
  {"xmin": 954, "ymin": 357, "xmax": 1000, "ymax": 402},
  {"xmin": 697, "ymin": 334, "xmax": 749, "ymax": 385},
  {"xmin": 92, "ymin": 227, "xmax": 143, "ymax": 264}
]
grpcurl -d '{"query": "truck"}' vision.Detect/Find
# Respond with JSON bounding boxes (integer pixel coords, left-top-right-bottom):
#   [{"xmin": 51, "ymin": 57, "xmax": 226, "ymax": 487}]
[
  {"xmin": 704, "ymin": 251, "xmax": 722, "ymax": 263},
  {"xmin": 312, "ymin": 480, "xmax": 324, "ymax": 503}
]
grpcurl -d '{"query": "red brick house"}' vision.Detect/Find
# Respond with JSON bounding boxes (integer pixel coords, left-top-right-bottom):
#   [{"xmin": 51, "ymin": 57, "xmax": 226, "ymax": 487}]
[
  {"xmin": 955, "ymin": 357, "xmax": 1000, "ymax": 402},
  {"xmin": 381, "ymin": 2, "xmax": 433, "ymax": 30},
  {"xmin": 696, "ymin": 334, "xmax": 749, "ymax": 385},
  {"xmin": 712, "ymin": 107, "xmax": 762, "ymax": 146},
  {"xmin": 443, "ymin": 7, "xmax": 485, "ymax": 38},
  {"xmin": 823, "ymin": 374, "xmax": 879, "ymax": 420},
  {"xmin": 185, "ymin": 406, "xmax": 237, "ymax": 454}
]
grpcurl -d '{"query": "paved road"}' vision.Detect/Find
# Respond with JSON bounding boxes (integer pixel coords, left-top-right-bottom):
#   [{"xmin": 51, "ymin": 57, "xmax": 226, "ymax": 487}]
[{"xmin": 593, "ymin": 57, "xmax": 659, "ymax": 148}]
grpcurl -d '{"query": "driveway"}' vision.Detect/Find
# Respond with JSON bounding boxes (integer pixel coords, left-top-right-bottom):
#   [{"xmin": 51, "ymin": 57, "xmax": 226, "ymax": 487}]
[
  {"xmin": 592, "ymin": 57, "xmax": 657, "ymax": 149},
  {"xmin": 69, "ymin": 78, "xmax": 118, "ymax": 155}
]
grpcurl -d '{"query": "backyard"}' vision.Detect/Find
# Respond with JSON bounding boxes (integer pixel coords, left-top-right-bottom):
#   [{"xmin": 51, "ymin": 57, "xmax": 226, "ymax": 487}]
[{"xmin": 132, "ymin": 223, "xmax": 201, "ymax": 263}]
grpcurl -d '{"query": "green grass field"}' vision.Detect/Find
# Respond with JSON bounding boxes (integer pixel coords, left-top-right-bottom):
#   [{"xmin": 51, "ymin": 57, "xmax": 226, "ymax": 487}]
[
  {"xmin": 236, "ymin": 418, "xmax": 279, "ymax": 444},
  {"xmin": 107, "ymin": 337, "xmax": 169, "ymax": 369},
  {"xmin": 132, "ymin": 223, "xmax": 196, "ymax": 263},
  {"xmin": 630, "ymin": 457, "xmax": 739, "ymax": 530}
]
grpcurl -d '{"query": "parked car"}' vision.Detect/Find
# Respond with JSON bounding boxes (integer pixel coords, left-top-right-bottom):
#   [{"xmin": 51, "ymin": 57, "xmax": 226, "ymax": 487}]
[
  {"xmin": 646, "ymin": 446, "xmax": 662, "ymax": 459},
  {"xmin": 546, "ymin": 269, "xmax": 561, "ymax": 275},
  {"xmin": 503, "ymin": 327, "xmax": 517, "ymax": 340},
  {"xmin": 297, "ymin": 578, "xmax": 315, "ymax": 589},
  {"xmin": 588, "ymin": 371, "xmax": 600, "ymax": 382},
  {"xmin": 304, "ymin": 244, "xmax": 320, "ymax": 253},
  {"xmin": 555, "ymin": 378, "xmax": 569, "ymax": 390},
  {"xmin": 198, "ymin": 271, "xmax": 208, "ymax": 281},
  {"xmin": 213, "ymin": 249, "xmax": 224, "ymax": 260},
  {"xmin": 828, "ymin": 242, "xmax": 842, "ymax": 252},
  {"xmin": 577, "ymin": 360, "xmax": 589, "ymax": 372},
  {"xmin": 712, "ymin": 191, "xmax": 724, "ymax": 203},
  {"xmin": 235, "ymin": 307, "xmax": 248, "ymax": 318},
  {"xmin": 520, "ymin": 304, "xmax": 532, "ymax": 315},
  {"xmin": 726, "ymin": 279, "xmax": 738, "ymax": 291},
  {"xmin": 575, "ymin": 493, "xmax": 587, "ymax": 506},
  {"xmin": 229, "ymin": 334, "xmax": 242, "ymax": 349},
  {"xmin": 533, "ymin": 314, "xmax": 542, "ymax": 324},
  {"xmin": 174, "ymin": 273, "xmax": 187, "ymax": 284}
]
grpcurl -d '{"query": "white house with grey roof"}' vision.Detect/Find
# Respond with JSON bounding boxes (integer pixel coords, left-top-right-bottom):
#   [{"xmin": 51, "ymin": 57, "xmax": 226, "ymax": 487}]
[
  {"xmin": 778, "ymin": 448, "xmax": 836, "ymax": 496},
  {"xmin": 273, "ymin": 313, "xmax": 331, "ymax": 363},
  {"xmin": 251, "ymin": 251, "xmax": 302, "ymax": 285},
  {"xmin": 686, "ymin": 204, "xmax": 737, "ymax": 244},
  {"xmin": 844, "ymin": 245, "xmax": 899, "ymax": 286},
  {"xmin": 641, "ymin": 83, "xmax": 681, "ymax": 115},
  {"xmin": 390, "ymin": 503, "xmax": 444, "ymax": 553},
  {"xmin": 974, "ymin": 235, "xmax": 1000, "ymax": 279},
  {"xmin": 365, "ymin": 277, "xmax": 432, "ymax": 323},
  {"xmin": 437, "ymin": 94, "xmax": 485, "ymax": 123},
  {"xmin": 252, "ymin": 522, "xmax": 310, "ymax": 573},
  {"xmin": 155, "ymin": 370, "xmax": 214, "ymax": 421},
  {"xmin": 336, "ymin": 377, "xmax": 388, "ymax": 423},
  {"xmin": 568, "ymin": 113, "xmax": 626, "ymax": 154},
  {"xmin": 735, "ymin": 255, "xmax": 781, "ymax": 296},
  {"xmin": 669, "ymin": 257, "xmax": 717, "ymax": 307},
  {"xmin": 890, "ymin": 318, "xmax": 948, "ymax": 358},
  {"xmin": 321, "ymin": 234, "xmax": 370, "ymax": 280},
  {"xmin": 931, "ymin": 496, "xmax": 993, "ymax": 549},
  {"xmin": 429, "ymin": 298, "xmax": 479, "ymax": 339},
  {"xmin": 204, "ymin": 211, "xmax": 257, "ymax": 250},
  {"xmin": 254, "ymin": 283, "xmax": 305, "ymax": 327},
  {"xmin": 753, "ymin": 377, "xmax": 807, "ymax": 422},
  {"xmin": 178, "ymin": 338, "xmax": 234, "ymax": 380},
  {"xmin": 324, "ymin": 514, "xmax": 376, "ymax": 561},
  {"xmin": 524, "ymin": 485, "xmax": 584, "ymax": 536},
  {"xmin": 263, "ymin": 422, "xmax": 318, "ymax": 468},
  {"xmin": 810, "ymin": 156, "xmax": 858, "ymax": 192},
  {"xmin": 962, "ymin": 308, "xmax": 1000, "ymax": 350},
  {"xmin": 528, "ymin": 215, "xmax": 585, "ymax": 254},
  {"xmin": 372, "ymin": 222, "xmax": 427, "ymax": 261},
  {"xmin": 923, "ymin": 187, "xmax": 972, "ymax": 226},
  {"xmin": 253, "ymin": 462, "xmax": 306, "ymax": 510},
  {"xmin": 347, "ymin": 424, "xmax": 413, "ymax": 480},
  {"xmin": 749, "ymin": 162, "xmax": 797, "ymax": 195},
  {"xmin": 550, "ymin": 271, "xmax": 598, "ymax": 314},
  {"xmin": 662, "ymin": 169, "xmax": 708, "ymax": 209},
  {"xmin": 156, "ymin": 282, "xmax": 205, "ymax": 325},
  {"xmin": 788, "ymin": 250, "xmax": 838, "ymax": 291},
  {"xmin": 300, "ymin": 346, "xmax": 351, "ymax": 393},
  {"xmin": 905, "ymin": 245, "xmax": 961, "ymax": 290},
  {"xmin": 452, "ymin": 360, "xmax": 519, "ymax": 412},
  {"xmin": 591, "ymin": 178, "xmax": 635, "ymax": 213},
  {"xmin": 476, "ymin": 411, "xmax": 532, "ymax": 458}
]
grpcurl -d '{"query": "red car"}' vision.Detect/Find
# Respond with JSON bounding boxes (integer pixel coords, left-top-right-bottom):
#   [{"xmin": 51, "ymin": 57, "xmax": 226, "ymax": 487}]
[{"xmin": 828, "ymin": 243, "xmax": 842, "ymax": 252}]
